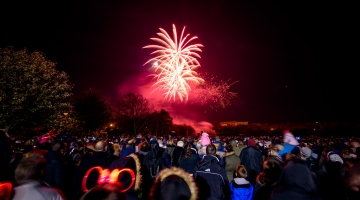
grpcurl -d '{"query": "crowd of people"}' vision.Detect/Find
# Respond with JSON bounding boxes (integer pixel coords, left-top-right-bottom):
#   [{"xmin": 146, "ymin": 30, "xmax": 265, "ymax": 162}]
[{"xmin": 1, "ymin": 128, "xmax": 360, "ymax": 200}]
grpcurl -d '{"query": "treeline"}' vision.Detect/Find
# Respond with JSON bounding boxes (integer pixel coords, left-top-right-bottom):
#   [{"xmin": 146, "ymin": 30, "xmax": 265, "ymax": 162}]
[
  {"xmin": 0, "ymin": 48, "xmax": 197, "ymax": 136},
  {"xmin": 214, "ymin": 122, "xmax": 360, "ymax": 137}
]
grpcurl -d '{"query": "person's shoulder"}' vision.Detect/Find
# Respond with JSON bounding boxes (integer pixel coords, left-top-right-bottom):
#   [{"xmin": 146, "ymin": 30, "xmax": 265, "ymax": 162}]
[{"xmin": 38, "ymin": 186, "xmax": 65, "ymax": 200}]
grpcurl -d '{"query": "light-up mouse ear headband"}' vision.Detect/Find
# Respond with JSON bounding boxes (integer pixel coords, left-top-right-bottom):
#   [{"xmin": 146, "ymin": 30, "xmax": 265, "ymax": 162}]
[{"xmin": 82, "ymin": 167, "xmax": 135, "ymax": 193}]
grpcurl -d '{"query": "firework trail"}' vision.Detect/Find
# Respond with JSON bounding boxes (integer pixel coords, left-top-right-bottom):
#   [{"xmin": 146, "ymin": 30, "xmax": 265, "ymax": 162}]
[{"xmin": 143, "ymin": 24, "xmax": 204, "ymax": 102}]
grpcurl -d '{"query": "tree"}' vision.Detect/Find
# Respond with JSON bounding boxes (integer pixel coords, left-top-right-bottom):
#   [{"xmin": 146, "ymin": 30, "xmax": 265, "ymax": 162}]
[
  {"xmin": 0, "ymin": 48, "xmax": 73, "ymax": 132},
  {"xmin": 172, "ymin": 124, "xmax": 196, "ymax": 136},
  {"xmin": 73, "ymin": 88, "xmax": 113, "ymax": 134},
  {"xmin": 115, "ymin": 93, "xmax": 152, "ymax": 136},
  {"xmin": 148, "ymin": 109, "xmax": 173, "ymax": 136}
]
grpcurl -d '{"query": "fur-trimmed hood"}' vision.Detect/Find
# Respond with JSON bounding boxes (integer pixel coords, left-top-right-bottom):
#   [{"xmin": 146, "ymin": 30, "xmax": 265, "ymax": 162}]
[
  {"xmin": 128, "ymin": 153, "xmax": 142, "ymax": 191},
  {"xmin": 149, "ymin": 167, "xmax": 198, "ymax": 200}
]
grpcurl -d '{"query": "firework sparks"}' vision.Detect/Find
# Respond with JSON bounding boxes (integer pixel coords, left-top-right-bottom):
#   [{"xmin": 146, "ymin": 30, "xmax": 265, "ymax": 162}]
[
  {"xmin": 143, "ymin": 24, "xmax": 204, "ymax": 102},
  {"xmin": 193, "ymin": 74, "xmax": 238, "ymax": 109}
]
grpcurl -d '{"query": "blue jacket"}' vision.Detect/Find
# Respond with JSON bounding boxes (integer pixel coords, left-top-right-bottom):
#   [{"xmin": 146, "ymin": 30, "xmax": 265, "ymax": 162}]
[
  {"xmin": 279, "ymin": 143, "xmax": 297, "ymax": 156},
  {"xmin": 230, "ymin": 179, "xmax": 253, "ymax": 200},
  {"xmin": 120, "ymin": 147, "xmax": 134, "ymax": 157}
]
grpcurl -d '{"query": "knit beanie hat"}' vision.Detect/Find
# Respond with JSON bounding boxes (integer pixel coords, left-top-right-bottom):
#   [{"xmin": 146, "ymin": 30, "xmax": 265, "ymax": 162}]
[
  {"xmin": 301, "ymin": 147, "xmax": 312, "ymax": 159},
  {"xmin": 200, "ymin": 133, "xmax": 211, "ymax": 146},
  {"xmin": 247, "ymin": 139, "xmax": 256, "ymax": 147},
  {"xmin": 177, "ymin": 141, "xmax": 184, "ymax": 148},
  {"xmin": 327, "ymin": 151, "xmax": 344, "ymax": 164}
]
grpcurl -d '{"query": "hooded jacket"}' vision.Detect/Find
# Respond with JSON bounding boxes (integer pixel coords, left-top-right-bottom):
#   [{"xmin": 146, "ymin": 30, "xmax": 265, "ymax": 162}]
[
  {"xmin": 270, "ymin": 159, "xmax": 317, "ymax": 200},
  {"xmin": 230, "ymin": 178, "xmax": 253, "ymax": 200},
  {"xmin": 224, "ymin": 152, "xmax": 240, "ymax": 182},
  {"xmin": 239, "ymin": 146, "xmax": 263, "ymax": 175},
  {"xmin": 194, "ymin": 155, "xmax": 230, "ymax": 200}
]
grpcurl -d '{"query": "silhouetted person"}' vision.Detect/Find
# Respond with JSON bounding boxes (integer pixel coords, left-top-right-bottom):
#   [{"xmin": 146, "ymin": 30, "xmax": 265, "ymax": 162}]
[
  {"xmin": 240, "ymin": 139, "xmax": 263, "ymax": 184},
  {"xmin": 12, "ymin": 156, "xmax": 66, "ymax": 200},
  {"xmin": 73, "ymin": 141, "xmax": 112, "ymax": 198},
  {"xmin": 194, "ymin": 144, "xmax": 230, "ymax": 200}
]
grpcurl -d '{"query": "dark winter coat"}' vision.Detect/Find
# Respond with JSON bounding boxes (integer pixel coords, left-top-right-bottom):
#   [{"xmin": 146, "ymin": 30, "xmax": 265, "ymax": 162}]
[
  {"xmin": 253, "ymin": 176, "xmax": 278, "ymax": 200},
  {"xmin": 165, "ymin": 144, "xmax": 176, "ymax": 162},
  {"xmin": 179, "ymin": 148, "xmax": 200, "ymax": 174},
  {"xmin": 194, "ymin": 155, "xmax": 230, "ymax": 200},
  {"xmin": 44, "ymin": 150, "xmax": 64, "ymax": 187},
  {"xmin": 172, "ymin": 146, "xmax": 185, "ymax": 167},
  {"xmin": 270, "ymin": 160, "xmax": 317, "ymax": 200},
  {"xmin": 239, "ymin": 146, "xmax": 263, "ymax": 183},
  {"xmin": 141, "ymin": 148, "xmax": 167, "ymax": 200}
]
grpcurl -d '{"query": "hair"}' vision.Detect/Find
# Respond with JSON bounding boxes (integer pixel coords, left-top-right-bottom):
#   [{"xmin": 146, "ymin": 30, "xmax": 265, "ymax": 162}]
[
  {"xmin": 269, "ymin": 144, "xmax": 280, "ymax": 152},
  {"xmin": 15, "ymin": 156, "xmax": 46, "ymax": 183},
  {"xmin": 185, "ymin": 143, "xmax": 192, "ymax": 159},
  {"xmin": 206, "ymin": 144, "xmax": 216, "ymax": 156},
  {"xmin": 284, "ymin": 154, "xmax": 299, "ymax": 162},
  {"xmin": 140, "ymin": 142, "xmax": 150, "ymax": 152},
  {"xmin": 258, "ymin": 159, "xmax": 282, "ymax": 184},
  {"xmin": 235, "ymin": 164, "xmax": 247, "ymax": 178},
  {"xmin": 80, "ymin": 183, "xmax": 127, "ymax": 200},
  {"xmin": 94, "ymin": 141, "xmax": 106, "ymax": 152},
  {"xmin": 167, "ymin": 139, "xmax": 174, "ymax": 146},
  {"xmin": 113, "ymin": 144, "xmax": 120, "ymax": 152},
  {"xmin": 225, "ymin": 144, "xmax": 233, "ymax": 152}
]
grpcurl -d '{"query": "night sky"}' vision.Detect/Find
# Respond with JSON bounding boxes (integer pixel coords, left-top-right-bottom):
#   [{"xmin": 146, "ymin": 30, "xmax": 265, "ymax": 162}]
[{"xmin": 1, "ymin": 1, "xmax": 358, "ymax": 129}]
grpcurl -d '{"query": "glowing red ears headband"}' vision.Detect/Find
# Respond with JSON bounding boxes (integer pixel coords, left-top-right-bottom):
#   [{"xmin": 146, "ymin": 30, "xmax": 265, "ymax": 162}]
[
  {"xmin": 82, "ymin": 167, "xmax": 135, "ymax": 193},
  {"xmin": 0, "ymin": 182, "xmax": 12, "ymax": 199}
]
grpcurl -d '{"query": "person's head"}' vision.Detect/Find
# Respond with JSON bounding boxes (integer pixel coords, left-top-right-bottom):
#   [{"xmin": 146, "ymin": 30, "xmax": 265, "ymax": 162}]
[
  {"xmin": 113, "ymin": 144, "xmax": 120, "ymax": 152},
  {"xmin": 149, "ymin": 168, "xmax": 198, "ymax": 200},
  {"xmin": 80, "ymin": 183, "xmax": 127, "ymax": 200},
  {"xmin": 225, "ymin": 144, "xmax": 233, "ymax": 153},
  {"xmin": 167, "ymin": 139, "xmax": 174, "ymax": 146},
  {"xmin": 15, "ymin": 156, "xmax": 46, "ymax": 184},
  {"xmin": 259, "ymin": 159, "xmax": 282, "ymax": 184},
  {"xmin": 94, "ymin": 141, "xmax": 107, "ymax": 152},
  {"xmin": 206, "ymin": 144, "xmax": 216, "ymax": 156},
  {"xmin": 140, "ymin": 142, "xmax": 150, "ymax": 152},
  {"xmin": 235, "ymin": 164, "xmax": 247, "ymax": 178},
  {"xmin": 52, "ymin": 142, "xmax": 62, "ymax": 152},
  {"xmin": 345, "ymin": 161, "xmax": 360, "ymax": 197},
  {"xmin": 185, "ymin": 143, "xmax": 193, "ymax": 158},
  {"xmin": 177, "ymin": 141, "xmax": 184, "ymax": 148}
]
